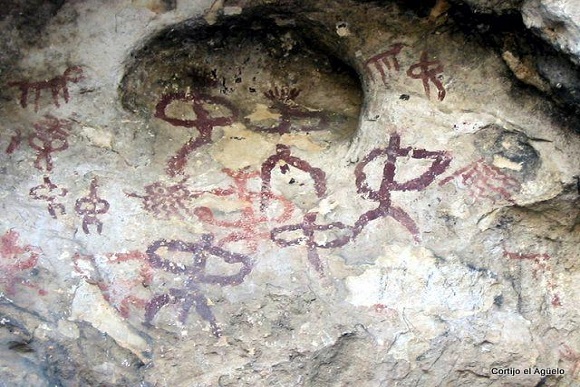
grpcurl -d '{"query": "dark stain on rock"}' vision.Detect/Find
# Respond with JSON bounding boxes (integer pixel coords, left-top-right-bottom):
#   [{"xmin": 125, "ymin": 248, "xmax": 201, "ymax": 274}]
[
  {"xmin": 474, "ymin": 124, "xmax": 541, "ymax": 179},
  {"xmin": 162, "ymin": 0, "xmax": 176, "ymax": 11},
  {"xmin": 0, "ymin": 0, "xmax": 66, "ymax": 37}
]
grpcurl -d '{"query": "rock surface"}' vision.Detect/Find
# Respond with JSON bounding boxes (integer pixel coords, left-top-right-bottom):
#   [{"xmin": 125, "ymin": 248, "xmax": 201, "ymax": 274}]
[
  {"xmin": 448, "ymin": 0, "xmax": 580, "ymax": 113},
  {"xmin": 523, "ymin": 0, "xmax": 580, "ymax": 60},
  {"xmin": 452, "ymin": 0, "xmax": 523, "ymax": 14},
  {"xmin": 0, "ymin": 0, "xmax": 579, "ymax": 386}
]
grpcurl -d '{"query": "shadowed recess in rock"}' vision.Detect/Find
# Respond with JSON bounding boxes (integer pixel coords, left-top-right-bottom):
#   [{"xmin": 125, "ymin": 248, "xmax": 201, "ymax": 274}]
[{"xmin": 119, "ymin": 12, "xmax": 363, "ymax": 144}]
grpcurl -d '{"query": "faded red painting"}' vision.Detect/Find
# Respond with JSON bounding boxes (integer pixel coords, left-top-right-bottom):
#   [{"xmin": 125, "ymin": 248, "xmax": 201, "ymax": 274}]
[
  {"xmin": 0, "ymin": 230, "xmax": 45, "ymax": 296},
  {"xmin": 440, "ymin": 159, "xmax": 521, "ymax": 204},
  {"xmin": 194, "ymin": 167, "xmax": 295, "ymax": 253},
  {"xmin": 73, "ymin": 251, "xmax": 153, "ymax": 319}
]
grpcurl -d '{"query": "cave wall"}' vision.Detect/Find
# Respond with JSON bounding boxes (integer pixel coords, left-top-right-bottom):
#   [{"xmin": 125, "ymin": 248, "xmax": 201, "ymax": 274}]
[{"xmin": 0, "ymin": 0, "xmax": 579, "ymax": 386}]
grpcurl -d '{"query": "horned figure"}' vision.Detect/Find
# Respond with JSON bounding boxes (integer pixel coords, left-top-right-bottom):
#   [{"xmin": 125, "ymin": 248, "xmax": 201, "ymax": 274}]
[{"xmin": 8, "ymin": 66, "xmax": 84, "ymax": 112}]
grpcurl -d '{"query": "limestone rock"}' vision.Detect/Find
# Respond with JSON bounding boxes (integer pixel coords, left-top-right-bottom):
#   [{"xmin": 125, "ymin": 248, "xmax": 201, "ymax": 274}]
[
  {"xmin": 453, "ymin": 0, "xmax": 523, "ymax": 14},
  {"xmin": 523, "ymin": 0, "xmax": 580, "ymax": 65},
  {"xmin": 448, "ymin": 0, "xmax": 580, "ymax": 112},
  {"xmin": 0, "ymin": 0, "xmax": 578, "ymax": 385}
]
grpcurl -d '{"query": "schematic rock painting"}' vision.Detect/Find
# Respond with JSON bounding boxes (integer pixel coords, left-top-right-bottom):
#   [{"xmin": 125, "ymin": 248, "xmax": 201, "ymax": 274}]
[
  {"xmin": 29, "ymin": 176, "xmax": 68, "ymax": 219},
  {"xmin": 154, "ymin": 91, "xmax": 238, "ymax": 176},
  {"xmin": 144, "ymin": 235, "xmax": 253, "ymax": 337},
  {"xmin": 75, "ymin": 178, "xmax": 110, "ymax": 235},
  {"xmin": 250, "ymin": 86, "xmax": 330, "ymax": 134},
  {"xmin": 364, "ymin": 44, "xmax": 446, "ymax": 101},
  {"xmin": 28, "ymin": 115, "xmax": 72, "ymax": 172},
  {"xmin": 365, "ymin": 43, "xmax": 406, "ymax": 85},
  {"xmin": 129, "ymin": 179, "xmax": 194, "ymax": 220},
  {"xmin": 8, "ymin": 66, "xmax": 84, "ymax": 112},
  {"xmin": 406, "ymin": 51, "xmax": 446, "ymax": 101},
  {"xmin": 0, "ymin": 1, "xmax": 579, "ymax": 386},
  {"xmin": 353, "ymin": 132, "xmax": 452, "ymax": 240},
  {"xmin": 193, "ymin": 167, "xmax": 295, "ymax": 253},
  {"xmin": 0, "ymin": 230, "xmax": 45, "ymax": 298},
  {"xmin": 440, "ymin": 159, "xmax": 521, "ymax": 204}
]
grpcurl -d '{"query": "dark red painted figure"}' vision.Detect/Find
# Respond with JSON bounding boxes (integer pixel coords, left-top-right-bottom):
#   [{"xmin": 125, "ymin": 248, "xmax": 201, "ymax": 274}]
[
  {"xmin": 354, "ymin": 133, "xmax": 451, "ymax": 241},
  {"xmin": 251, "ymin": 86, "xmax": 328, "ymax": 134},
  {"xmin": 144, "ymin": 234, "xmax": 253, "ymax": 337},
  {"xmin": 260, "ymin": 144, "xmax": 326, "ymax": 210},
  {"xmin": 8, "ymin": 66, "xmax": 84, "ymax": 112},
  {"xmin": 28, "ymin": 115, "xmax": 72, "ymax": 171},
  {"xmin": 73, "ymin": 251, "xmax": 154, "ymax": 319},
  {"xmin": 154, "ymin": 91, "xmax": 237, "ymax": 176},
  {"xmin": 365, "ymin": 43, "xmax": 406, "ymax": 85},
  {"xmin": 29, "ymin": 176, "xmax": 68, "ymax": 218},
  {"xmin": 75, "ymin": 178, "xmax": 110, "ymax": 234},
  {"xmin": 271, "ymin": 212, "xmax": 352, "ymax": 275},
  {"xmin": 406, "ymin": 51, "xmax": 446, "ymax": 101}
]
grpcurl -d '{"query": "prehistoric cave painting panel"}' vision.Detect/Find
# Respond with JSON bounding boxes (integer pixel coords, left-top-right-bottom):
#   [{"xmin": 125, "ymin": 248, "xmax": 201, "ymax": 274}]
[
  {"xmin": 128, "ymin": 179, "xmax": 195, "ymax": 220},
  {"xmin": 439, "ymin": 159, "xmax": 521, "ymax": 204},
  {"xmin": 365, "ymin": 43, "xmax": 406, "ymax": 85},
  {"xmin": 128, "ymin": 132, "xmax": 451, "ymax": 279},
  {"xmin": 260, "ymin": 144, "xmax": 327, "ymax": 211},
  {"xmin": 271, "ymin": 212, "xmax": 353, "ymax": 275},
  {"xmin": 193, "ymin": 167, "xmax": 295, "ymax": 254},
  {"xmin": 72, "ymin": 237, "xmax": 254, "ymax": 337},
  {"xmin": 353, "ymin": 132, "xmax": 452, "ymax": 241},
  {"xmin": 268, "ymin": 133, "xmax": 452, "ymax": 272},
  {"xmin": 119, "ymin": 17, "xmax": 363, "ymax": 144},
  {"xmin": 253, "ymin": 85, "xmax": 332, "ymax": 135},
  {"xmin": 128, "ymin": 167, "xmax": 296, "ymax": 255},
  {"xmin": 406, "ymin": 51, "xmax": 446, "ymax": 101},
  {"xmin": 154, "ymin": 91, "xmax": 238, "ymax": 176}
]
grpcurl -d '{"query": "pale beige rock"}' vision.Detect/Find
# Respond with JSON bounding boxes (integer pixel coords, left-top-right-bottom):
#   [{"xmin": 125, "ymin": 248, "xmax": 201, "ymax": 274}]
[
  {"xmin": 71, "ymin": 282, "xmax": 151, "ymax": 363},
  {"xmin": 0, "ymin": 0, "xmax": 578, "ymax": 385},
  {"xmin": 523, "ymin": 0, "xmax": 580, "ymax": 64}
]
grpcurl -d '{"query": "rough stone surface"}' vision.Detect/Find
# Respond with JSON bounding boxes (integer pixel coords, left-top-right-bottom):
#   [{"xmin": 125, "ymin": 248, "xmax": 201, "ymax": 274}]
[
  {"xmin": 0, "ymin": 0, "xmax": 579, "ymax": 386},
  {"xmin": 523, "ymin": 0, "xmax": 580, "ymax": 64},
  {"xmin": 447, "ymin": 0, "xmax": 580, "ymax": 113},
  {"xmin": 451, "ymin": 0, "xmax": 523, "ymax": 14}
]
